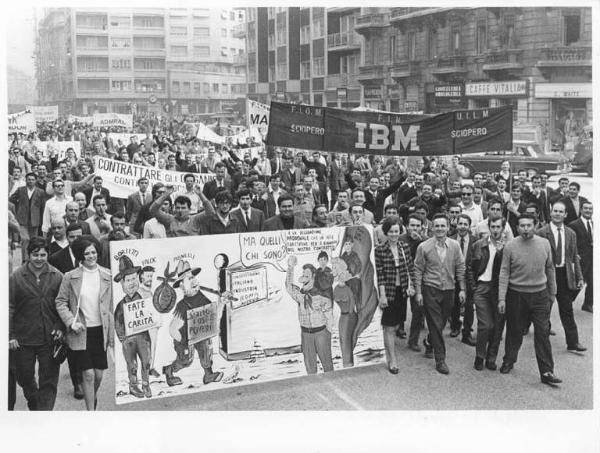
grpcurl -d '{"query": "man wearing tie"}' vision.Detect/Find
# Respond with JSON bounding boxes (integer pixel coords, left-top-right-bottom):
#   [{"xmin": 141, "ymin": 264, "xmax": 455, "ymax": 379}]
[
  {"xmin": 231, "ymin": 189, "xmax": 265, "ymax": 232},
  {"xmin": 569, "ymin": 201, "xmax": 593, "ymax": 313},
  {"xmin": 561, "ymin": 182, "xmax": 589, "ymax": 225},
  {"xmin": 537, "ymin": 201, "xmax": 586, "ymax": 353},
  {"xmin": 202, "ymin": 163, "xmax": 230, "ymax": 201},
  {"xmin": 126, "ymin": 177, "xmax": 152, "ymax": 233}
]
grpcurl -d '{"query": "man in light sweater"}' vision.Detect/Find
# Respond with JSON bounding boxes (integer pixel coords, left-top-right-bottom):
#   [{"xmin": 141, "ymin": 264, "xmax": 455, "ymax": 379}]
[{"xmin": 498, "ymin": 213, "xmax": 561, "ymax": 385}]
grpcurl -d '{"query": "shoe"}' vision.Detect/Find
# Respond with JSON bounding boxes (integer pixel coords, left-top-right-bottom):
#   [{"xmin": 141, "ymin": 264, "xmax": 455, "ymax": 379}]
[
  {"xmin": 149, "ymin": 368, "xmax": 160, "ymax": 378},
  {"xmin": 435, "ymin": 360, "xmax": 449, "ymax": 375},
  {"xmin": 162, "ymin": 365, "xmax": 183, "ymax": 387},
  {"xmin": 73, "ymin": 384, "xmax": 84, "ymax": 400},
  {"xmin": 485, "ymin": 360, "xmax": 497, "ymax": 371},
  {"xmin": 461, "ymin": 336, "xmax": 476, "ymax": 347},
  {"xmin": 541, "ymin": 372, "xmax": 562, "ymax": 385},
  {"xmin": 94, "ymin": 398, "xmax": 97, "ymax": 410},
  {"xmin": 408, "ymin": 343, "xmax": 422, "ymax": 352},
  {"xmin": 549, "ymin": 329, "xmax": 556, "ymax": 336},
  {"xmin": 203, "ymin": 370, "xmax": 224, "ymax": 385},
  {"xmin": 423, "ymin": 339, "xmax": 433, "ymax": 359},
  {"xmin": 567, "ymin": 344, "xmax": 587, "ymax": 353},
  {"xmin": 449, "ymin": 329, "xmax": 460, "ymax": 338},
  {"xmin": 388, "ymin": 366, "xmax": 399, "ymax": 375},
  {"xmin": 142, "ymin": 383, "xmax": 152, "ymax": 398},
  {"xmin": 129, "ymin": 383, "xmax": 145, "ymax": 398},
  {"xmin": 396, "ymin": 329, "xmax": 407, "ymax": 339},
  {"xmin": 499, "ymin": 362, "xmax": 513, "ymax": 374},
  {"xmin": 474, "ymin": 357, "xmax": 484, "ymax": 371},
  {"xmin": 582, "ymin": 305, "xmax": 593, "ymax": 313}
]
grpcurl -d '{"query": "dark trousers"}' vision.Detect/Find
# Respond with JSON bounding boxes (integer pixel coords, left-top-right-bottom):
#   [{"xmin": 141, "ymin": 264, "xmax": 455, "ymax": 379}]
[
  {"xmin": 422, "ymin": 285, "xmax": 455, "ymax": 362},
  {"xmin": 582, "ymin": 258, "xmax": 593, "ymax": 308},
  {"xmin": 408, "ymin": 295, "xmax": 425, "ymax": 347},
  {"xmin": 487, "ymin": 312, "xmax": 506, "ymax": 364},
  {"xmin": 451, "ymin": 284, "xmax": 474, "ymax": 338},
  {"xmin": 555, "ymin": 267, "xmax": 580, "ymax": 348},
  {"xmin": 170, "ymin": 338, "xmax": 213, "ymax": 373},
  {"xmin": 67, "ymin": 349, "xmax": 83, "ymax": 389},
  {"xmin": 503, "ymin": 289, "xmax": 554, "ymax": 376},
  {"xmin": 8, "ymin": 351, "xmax": 16, "ymax": 410},
  {"xmin": 473, "ymin": 282, "xmax": 501, "ymax": 360},
  {"xmin": 122, "ymin": 332, "xmax": 152, "ymax": 385},
  {"xmin": 13, "ymin": 343, "xmax": 60, "ymax": 411}
]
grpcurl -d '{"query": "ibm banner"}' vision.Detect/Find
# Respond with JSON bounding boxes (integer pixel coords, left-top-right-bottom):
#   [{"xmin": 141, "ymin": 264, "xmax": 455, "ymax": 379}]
[
  {"xmin": 93, "ymin": 156, "xmax": 215, "ymax": 198},
  {"xmin": 110, "ymin": 226, "xmax": 381, "ymax": 404},
  {"xmin": 266, "ymin": 101, "xmax": 513, "ymax": 156}
]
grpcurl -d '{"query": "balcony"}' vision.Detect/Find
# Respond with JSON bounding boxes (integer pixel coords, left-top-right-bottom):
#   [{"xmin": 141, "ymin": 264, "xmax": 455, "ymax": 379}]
[
  {"xmin": 357, "ymin": 64, "xmax": 385, "ymax": 84},
  {"xmin": 390, "ymin": 7, "xmax": 448, "ymax": 23},
  {"xmin": 233, "ymin": 54, "xmax": 246, "ymax": 66},
  {"xmin": 327, "ymin": 32, "xmax": 361, "ymax": 52},
  {"xmin": 326, "ymin": 73, "xmax": 359, "ymax": 89},
  {"xmin": 536, "ymin": 46, "xmax": 592, "ymax": 77},
  {"xmin": 390, "ymin": 61, "xmax": 420, "ymax": 81},
  {"xmin": 482, "ymin": 49, "xmax": 524, "ymax": 76},
  {"xmin": 233, "ymin": 23, "xmax": 246, "ymax": 38},
  {"xmin": 354, "ymin": 13, "xmax": 389, "ymax": 34},
  {"xmin": 431, "ymin": 55, "xmax": 468, "ymax": 79}
]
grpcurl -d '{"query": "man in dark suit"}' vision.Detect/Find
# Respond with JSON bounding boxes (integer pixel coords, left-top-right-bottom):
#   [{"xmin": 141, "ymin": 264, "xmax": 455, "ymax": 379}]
[
  {"xmin": 189, "ymin": 155, "xmax": 209, "ymax": 174},
  {"xmin": 126, "ymin": 177, "xmax": 152, "ymax": 232},
  {"xmin": 537, "ymin": 200, "xmax": 586, "ymax": 353},
  {"xmin": 523, "ymin": 175, "xmax": 549, "ymax": 225},
  {"xmin": 280, "ymin": 157, "xmax": 303, "ymax": 193},
  {"xmin": 83, "ymin": 176, "xmax": 112, "ymax": 212},
  {"xmin": 231, "ymin": 189, "xmax": 265, "ymax": 232},
  {"xmin": 202, "ymin": 162, "xmax": 231, "ymax": 201},
  {"xmin": 270, "ymin": 149, "xmax": 284, "ymax": 175},
  {"xmin": 48, "ymin": 222, "xmax": 84, "ymax": 399},
  {"xmin": 569, "ymin": 201, "xmax": 593, "ymax": 312},
  {"xmin": 328, "ymin": 154, "xmax": 347, "ymax": 210},
  {"xmin": 9, "ymin": 172, "xmax": 47, "ymax": 261},
  {"xmin": 263, "ymin": 195, "xmax": 310, "ymax": 231},
  {"xmin": 449, "ymin": 214, "xmax": 477, "ymax": 345},
  {"xmin": 561, "ymin": 182, "xmax": 589, "ymax": 225}
]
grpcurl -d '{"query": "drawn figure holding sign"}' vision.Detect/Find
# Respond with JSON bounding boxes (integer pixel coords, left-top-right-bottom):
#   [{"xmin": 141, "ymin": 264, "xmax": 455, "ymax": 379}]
[
  {"xmin": 163, "ymin": 260, "xmax": 224, "ymax": 387},
  {"xmin": 113, "ymin": 256, "xmax": 153, "ymax": 399}
]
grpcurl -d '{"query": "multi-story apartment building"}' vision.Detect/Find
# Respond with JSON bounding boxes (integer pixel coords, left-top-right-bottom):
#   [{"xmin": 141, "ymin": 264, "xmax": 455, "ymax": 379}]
[
  {"xmin": 36, "ymin": 8, "xmax": 246, "ymax": 116},
  {"xmin": 241, "ymin": 7, "xmax": 591, "ymax": 141}
]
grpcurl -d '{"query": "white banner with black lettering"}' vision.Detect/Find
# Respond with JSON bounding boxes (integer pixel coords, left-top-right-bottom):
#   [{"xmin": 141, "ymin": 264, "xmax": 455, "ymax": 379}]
[
  {"xmin": 92, "ymin": 113, "xmax": 133, "ymax": 129},
  {"xmin": 8, "ymin": 110, "xmax": 36, "ymax": 135},
  {"xmin": 27, "ymin": 105, "xmax": 59, "ymax": 123},
  {"xmin": 247, "ymin": 99, "xmax": 269, "ymax": 137}
]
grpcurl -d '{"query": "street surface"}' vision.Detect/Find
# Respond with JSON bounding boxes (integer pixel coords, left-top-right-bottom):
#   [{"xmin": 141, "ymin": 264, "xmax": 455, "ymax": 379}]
[{"xmin": 11, "ymin": 173, "xmax": 594, "ymax": 411}]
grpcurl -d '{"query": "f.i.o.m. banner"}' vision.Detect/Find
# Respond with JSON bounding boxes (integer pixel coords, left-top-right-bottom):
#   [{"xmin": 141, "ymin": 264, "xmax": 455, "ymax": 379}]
[
  {"xmin": 26, "ymin": 105, "xmax": 59, "ymax": 123},
  {"xmin": 92, "ymin": 113, "xmax": 133, "ymax": 129},
  {"xmin": 93, "ymin": 156, "xmax": 215, "ymax": 198},
  {"xmin": 8, "ymin": 110, "xmax": 36, "ymax": 135},
  {"xmin": 110, "ymin": 225, "xmax": 382, "ymax": 404},
  {"xmin": 266, "ymin": 101, "xmax": 513, "ymax": 156}
]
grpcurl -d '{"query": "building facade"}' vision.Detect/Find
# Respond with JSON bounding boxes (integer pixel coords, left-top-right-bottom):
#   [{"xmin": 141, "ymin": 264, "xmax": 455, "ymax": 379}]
[
  {"xmin": 36, "ymin": 8, "xmax": 247, "ymax": 116},
  {"xmin": 241, "ymin": 7, "xmax": 591, "ymax": 144}
]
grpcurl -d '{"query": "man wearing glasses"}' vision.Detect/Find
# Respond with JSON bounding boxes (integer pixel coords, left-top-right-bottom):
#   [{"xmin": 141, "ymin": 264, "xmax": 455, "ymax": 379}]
[
  {"xmin": 41, "ymin": 179, "xmax": 72, "ymax": 236},
  {"xmin": 458, "ymin": 184, "xmax": 483, "ymax": 234}
]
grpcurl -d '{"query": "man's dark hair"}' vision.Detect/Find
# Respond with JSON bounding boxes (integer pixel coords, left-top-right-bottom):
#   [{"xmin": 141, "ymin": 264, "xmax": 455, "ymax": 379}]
[
  {"xmin": 215, "ymin": 190, "xmax": 233, "ymax": 205},
  {"xmin": 173, "ymin": 195, "xmax": 192, "ymax": 208},
  {"xmin": 93, "ymin": 176, "xmax": 103, "ymax": 183},
  {"xmin": 456, "ymin": 214, "xmax": 472, "ymax": 226},
  {"xmin": 413, "ymin": 201, "xmax": 429, "ymax": 212},
  {"xmin": 92, "ymin": 194, "xmax": 106, "ymax": 206},
  {"xmin": 407, "ymin": 213, "xmax": 423, "ymax": 225},
  {"xmin": 236, "ymin": 188, "xmax": 253, "ymax": 199},
  {"xmin": 517, "ymin": 213, "xmax": 537, "ymax": 224},
  {"xmin": 487, "ymin": 215, "xmax": 506, "ymax": 228},
  {"xmin": 66, "ymin": 223, "xmax": 83, "ymax": 234},
  {"xmin": 569, "ymin": 181, "xmax": 581, "ymax": 191},
  {"xmin": 525, "ymin": 202, "xmax": 539, "ymax": 213},
  {"xmin": 111, "ymin": 212, "xmax": 126, "ymax": 224},
  {"xmin": 277, "ymin": 194, "xmax": 294, "ymax": 208},
  {"xmin": 431, "ymin": 213, "xmax": 449, "ymax": 225},
  {"xmin": 183, "ymin": 173, "xmax": 195, "ymax": 182},
  {"xmin": 317, "ymin": 251, "xmax": 328, "ymax": 261},
  {"xmin": 27, "ymin": 236, "xmax": 49, "ymax": 255}
]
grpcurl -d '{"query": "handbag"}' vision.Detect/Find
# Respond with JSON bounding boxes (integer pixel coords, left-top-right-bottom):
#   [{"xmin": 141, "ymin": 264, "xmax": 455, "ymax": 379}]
[{"xmin": 52, "ymin": 337, "xmax": 68, "ymax": 364}]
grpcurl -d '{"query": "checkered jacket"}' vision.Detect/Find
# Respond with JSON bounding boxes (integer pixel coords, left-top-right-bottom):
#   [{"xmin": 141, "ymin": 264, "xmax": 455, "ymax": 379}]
[{"xmin": 375, "ymin": 241, "xmax": 415, "ymax": 301}]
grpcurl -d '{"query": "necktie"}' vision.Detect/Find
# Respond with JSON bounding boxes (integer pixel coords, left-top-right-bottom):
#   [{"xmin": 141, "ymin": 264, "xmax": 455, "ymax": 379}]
[
  {"xmin": 460, "ymin": 236, "xmax": 466, "ymax": 256},
  {"xmin": 141, "ymin": 193, "xmax": 146, "ymax": 204},
  {"xmin": 587, "ymin": 220, "xmax": 593, "ymax": 242},
  {"xmin": 556, "ymin": 226, "xmax": 563, "ymax": 266},
  {"xmin": 243, "ymin": 210, "xmax": 249, "ymax": 226}
]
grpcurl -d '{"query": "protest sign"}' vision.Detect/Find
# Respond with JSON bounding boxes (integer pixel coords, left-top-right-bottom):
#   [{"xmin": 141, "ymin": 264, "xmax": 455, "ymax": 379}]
[
  {"xmin": 110, "ymin": 225, "xmax": 381, "ymax": 404},
  {"xmin": 196, "ymin": 123, "xmax": 226, "ymax": 144},
  {"xmin": 68, "ymin": 114, "xmax": 93, "ymax": 124},
  {"xmin": 8, "ymin": 110, "xmax": 36, "ymax": 134},
  {"xmin": 266, "ymin": 101, "xmax": 513, "ymax": 156},
  {"xmin": 123, "ymin": 298, "xmax": 160, "ymax": 336},
  {"xmin": 247, "ymin": 99, "xmax": 269, "ymax": 137},
  {"xmin": 27, "ymin": 105, "xmax": 59, "ymax": 123},
  {"xmin": 108, "ymin": 133, "xmax": 146, "ymax": 147},
  {"xmin": 32, "ymin": 140, "xmax": 81, "ymax": 161},
  {"xmin": 94, "ymin": 156, "xmax": 215, "ymax": 198},
  {"xmin": 92, "ymin": 112, "xmax": 133, "ymax": 129},
  {"xmin": 187, "ymin": 303, "xmax": 219, "ymax": 345}
]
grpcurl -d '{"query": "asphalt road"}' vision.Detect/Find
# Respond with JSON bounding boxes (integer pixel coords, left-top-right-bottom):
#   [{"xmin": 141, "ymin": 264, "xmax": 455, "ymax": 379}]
[{"xmin": 11, "ymin": 173, "xmax": 594, "ymax": 411}]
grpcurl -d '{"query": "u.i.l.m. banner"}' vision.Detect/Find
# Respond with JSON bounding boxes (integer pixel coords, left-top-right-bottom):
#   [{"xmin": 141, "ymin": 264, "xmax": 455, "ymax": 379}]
[
  {"xmin": 110, "ymin": 225, "xmax": 382, "ymax": 404},
  {"xmin": 266, "ymin": 101, "xmax": 512, "ymax": 156}
]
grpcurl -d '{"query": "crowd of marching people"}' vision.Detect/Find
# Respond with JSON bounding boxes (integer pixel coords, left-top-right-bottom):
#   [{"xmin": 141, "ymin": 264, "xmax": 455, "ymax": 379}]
[{"xmin": 8, "ymin": 113, "xmax": 593, "ymax": 410}]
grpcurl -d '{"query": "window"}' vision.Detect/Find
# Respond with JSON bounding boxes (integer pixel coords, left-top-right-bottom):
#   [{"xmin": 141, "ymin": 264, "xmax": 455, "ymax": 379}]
[
  {"xmin": 269, "ymin": 64, "xmax": 276, "ymax": 80},
  {"xmin": 194, "ymin": 46, "xmax": 210, "ymax": 57},
  {"xmin": 194, "ymin": 27, "xmax": 210, "ymax": 36},
  {"xmin": 221, "ymin": 47, "xmax": 228, "ymax": 56},
  {"xmin": 268, "ymin": 33, "xmax": 275, "ymax": 49},
  {"xmin": 503, "ymin": 15, "xmax": 515, "ymax": 48},
  {"xmin": 407, "ymin": 32, "xmax": 416, "ymax": 60},
  {"xmin": 340, "ymin": 15, "xmax": 355, "ymax": 34},
  {"xmin": 221, "ymin": 84, "xmax": 228, "ymax": 94},
  {"xmin": 194, "ymin": 82, "xmax": 201, "ymax": 93},
  {"xmin": 301, "ymin": 61, "xmax": 310, "ymax": 79},
  {"xmin": 221, "ymin": 28, "xmax": 227, "ymax": 38},
  {"xmin": 248, "ymin": 35, "xmax": 257, "ymax": 52},
  {"xmin": 134, "ymin": 58, "xmax": 165, "ymax": 70},
  {"xmin": 450, "ymin": 27, "xmax": 461, "ymax": 54},
  {"xmin": 213, "ymin": 83, "xmax": 219, "ymax": 94},
  {"xmin": 312, "ymin": 57, "xmax": 325, "ymax": 76},
  {"xmin": 230, "ymin": 48, "xmax": 236, "ymax": 56},
  {"xmin": 111, "ymin": 58, "xmax": 131, "ymax": 70},
  {"xmin": 111, "ymin": 80, "xmax": 131, "ymax": 91},
  {"xmin": 564, "ymin": 14, "xmax": 581, "ymax": 45},
  {"xmin": 78, "ymin": 57, "xmax": 108, "ymax": 72},
  {"xmin": 110, "ymin": 16, "xmax": 130, "ymax": 28},
  {"xmin": 300, "ymin": 25, "xmax": 310, "ymax": 44},
  {"xmin": 340, "ymin": 54, "xmax": 357, "ymax": 74},
  {"xmin": 172, "ymin": 81, "xmax": 180, "ymax": 92},
  {"xmin": 476, "ymin": 23, "xmax": 487, "ymax": 54},
  {"xmin": 133, "ymin": 37, "xmax": 164, "ymax": 49},
  {"xmin": 171, "ymin": 45, "xmax": 188, "ymax": 57},
  {"xmin": 170, "ymin": 26, "xmax": 187, "ymax": 36},
  {"xmin": 276, "ymin": 23, "xmax": 287, "ymax": 45},
  {"xmin": 427, "ymin": 27, "xmax": 437, "ymax": 59},
  {"xmin": 133, "ymin": 16, "xmax": 164, "ymax": 28},
  {"xmin": 110, "ymin": 37, "xmax": 130, "ymax": 49},
  {"xmin": 312, "ymin": 17, "xmax": 324, "ymax": 38},
  {"xmin": 183, "ymin": 82, "xmax": 190, "ymax": 93},
  {"xmin": 277, "ymin": 62, "xmax": 287, "ymax": 79},
  {"xmin": 78, "ymin": 78, "xmax": 109, "ymax": 92},
  {"xmin": 230, "ymin": 11, "xmax": 235, "ymax": 21},
  {"xmin": 134, "ymin": 79, "xmax": 164, "ymax": 92},
  {"xmin": 390, "ymin": 35, "xmax": 397, "ymax": 62},
  {"xmin": 203, "ymin": 82, "xmax": 210, "ymax": 94}
]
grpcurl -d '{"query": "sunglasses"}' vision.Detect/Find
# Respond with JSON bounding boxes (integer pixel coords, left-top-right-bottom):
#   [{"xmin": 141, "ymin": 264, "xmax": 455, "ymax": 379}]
[{"xmin": 461, "ymin": 193, "xmax": 472, "ymax": 196}]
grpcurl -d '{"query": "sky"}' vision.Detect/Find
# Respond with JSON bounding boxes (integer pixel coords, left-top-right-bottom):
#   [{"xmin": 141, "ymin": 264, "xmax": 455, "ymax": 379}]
[{"xmin": 6, "ymin": 7, "xmax": 37, "ymax": 76}]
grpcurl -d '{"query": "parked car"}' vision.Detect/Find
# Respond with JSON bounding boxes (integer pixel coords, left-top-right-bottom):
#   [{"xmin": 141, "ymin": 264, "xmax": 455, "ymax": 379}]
[
  {"xmin": 459, "ymin": 141, "xmax": 570, "ymax": 178},
  {"xmin": 570, "ymin": 125, "xmax": 593, "ymax": 176}
]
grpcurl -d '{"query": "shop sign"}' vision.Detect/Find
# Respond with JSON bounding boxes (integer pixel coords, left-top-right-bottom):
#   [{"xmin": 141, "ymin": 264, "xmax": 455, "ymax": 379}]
[
  {"xmin": 465, "ymin": 80, "xmax": 527, "ymax": 97},
  {"xmin": 534, "ymin": 83, "xmax": 592, "ymax": 99},
  {"xmin": 364, "ymin": 86, "xmax": 382, "ymax": 99},
  {"xmin": 434, "ymin": 84, "xmax": 464, "ymax": 98}
]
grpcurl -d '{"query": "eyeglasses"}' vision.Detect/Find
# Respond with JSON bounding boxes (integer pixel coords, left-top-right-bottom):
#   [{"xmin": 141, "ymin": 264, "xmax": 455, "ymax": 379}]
[
  {"xmin": 54, "ymin": 184, "xmax": 64, "ymax": 188},
  {"xmin": 461, "ymin": 193, "xmax": 472, "ymax": 196}
]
